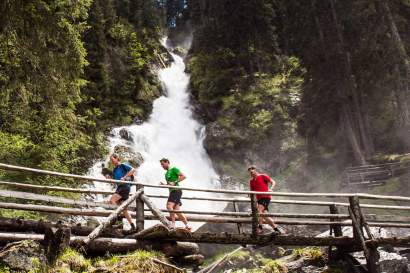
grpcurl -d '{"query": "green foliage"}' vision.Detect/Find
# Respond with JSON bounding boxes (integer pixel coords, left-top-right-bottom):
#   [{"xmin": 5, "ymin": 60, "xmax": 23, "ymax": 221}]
[
  {"xmin": 0, "ymin": 0, "xmax": 162, "ymax": 220},
  {"xmin": 0, "ymin": 209, "xmax": 43, "ymax": 220},
  {"xmin": 80, "ymin": 0, "xmax": 162, "ymax": 127},
  {"xmin": 0, "ymin": 0, "xmax": 100, "ymax": 181},
  {"xmin": 55, "ymin": 248, "xmax": 92, "ymax": 273},
  {"xmin": 292, "ymin": 247, "xmax": 325, "ymax": 264},
  {"xmin": 260, "ymin": 260, "xmax": 288, "ymax": 273}
]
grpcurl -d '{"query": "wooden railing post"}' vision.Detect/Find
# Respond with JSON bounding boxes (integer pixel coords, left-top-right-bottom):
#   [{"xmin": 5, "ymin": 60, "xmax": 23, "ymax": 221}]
[
  {"xmin": 328, "ymin": 204, "xmax": 344, "ymax": 262},
  {"xmin": 250, "ymin": 194, "xmax": 258, "ymax": 237},
  {"xmin": 232, "ymin": 201, "xmax": 243, "ymax": 234},
  {"xmin": 140, "ymin": 193, "xmax": 172, "ymax": 228},
  {"xmin": 135, "ymin": 184, "xmax": 144, "ymax": 232},
  {"xmin": 349, "ymin": 196, "xmax": 380, "ymax": 273},
  {"xmin": 329, "ymin": 205, "xmax": 343, "ymax": 237}
]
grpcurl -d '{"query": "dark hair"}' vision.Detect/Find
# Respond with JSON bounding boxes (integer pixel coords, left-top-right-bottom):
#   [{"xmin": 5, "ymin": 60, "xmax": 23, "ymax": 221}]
[
  {"xmin": 159, "ymin": 158, "xmax": 170, "ymax": 164},
  {"xmin": 247, "ymin": 166, "xmax": 257, "ymax": 171},
  {"xmin": 110, "ymin": 153, "xmax": 120, "ymax": 160}
]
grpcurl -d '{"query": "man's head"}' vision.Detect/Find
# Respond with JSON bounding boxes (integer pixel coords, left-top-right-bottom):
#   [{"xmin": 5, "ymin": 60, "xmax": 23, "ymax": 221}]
[
  {"xmin": 160, "ymin": 158, "xmax": 170, "ymax": 170},
  {"xmin": 110, "ymin": 153, "xmax": 121, "ymax": 166},
  {"xmin": 247, "ymin": 166, "xmax": 258, "ymax": 178}
]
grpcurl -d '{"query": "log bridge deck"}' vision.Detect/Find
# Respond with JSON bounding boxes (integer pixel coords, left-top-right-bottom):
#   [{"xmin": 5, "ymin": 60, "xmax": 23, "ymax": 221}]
[{"xmin": 0, "ymin": 163, "xmax": 409, "ymax": 272}]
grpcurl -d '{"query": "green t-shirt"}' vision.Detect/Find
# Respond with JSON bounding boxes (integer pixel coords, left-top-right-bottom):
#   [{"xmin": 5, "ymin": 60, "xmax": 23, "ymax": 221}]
[{"xmin": 165, "ymin": 167, "xmax": 181, "ymax": 191}]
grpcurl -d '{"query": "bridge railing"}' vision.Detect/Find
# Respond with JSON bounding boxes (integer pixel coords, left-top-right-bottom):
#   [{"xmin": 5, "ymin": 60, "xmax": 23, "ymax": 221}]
[
  {"xmin": 0, "ymin": 162, "xmax": 409, "ymax": 232},
  {"xmin": 1, "ymin": 163, "xmax": 409, "ymax": 273}
]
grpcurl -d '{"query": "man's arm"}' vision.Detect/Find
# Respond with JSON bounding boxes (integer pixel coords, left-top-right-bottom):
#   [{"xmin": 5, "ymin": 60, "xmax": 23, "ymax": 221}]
[
  {"xmin": 120, "ymin": 164, "xmax": 135, "ymax": 180},
  {"xmin": 178, "ymin": 172, "xmax": 186, "ymax": 182},
  {"xmin": 269, "ymin": 178, "xmax": 276, "ymax": 190}
]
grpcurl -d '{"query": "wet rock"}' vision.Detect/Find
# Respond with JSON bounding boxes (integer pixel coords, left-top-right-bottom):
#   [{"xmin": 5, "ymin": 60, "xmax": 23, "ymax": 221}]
[
  {"xmin": 275, "ymin": 247, "xmax": 286, "ymax": 258},
  {"xmin": 113, "ymin": 145, "xmax": 144, "ymax": 167},
  {"xmin": 353, "ymin": 249, "xmax": 410, "ymax": 273},
  {"xmin": 379, "ymin": 251, "xmax": 409, "ymax": 273},
  {"xmin": 172, "ymin": 46, "xmax": 187, "ymax": 57},
  {"xmin": 158, "ymin": 44, "xmax": 174, "ymax": 66},
  {"xmin": 299, "ymin": 265, "xmax": 327, "ymax": 273},
  {"xmin": 0, "ymin": 240, "xmax": 47, "ymax": 271},
  {"xmin": 119, "ymin": 128, "xmax": 133, "ymax": 141}
]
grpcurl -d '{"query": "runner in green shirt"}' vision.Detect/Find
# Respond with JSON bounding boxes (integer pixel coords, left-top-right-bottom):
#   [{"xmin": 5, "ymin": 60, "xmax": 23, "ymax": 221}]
[{"xmin": 160, "ymin": 158, "xmax": 191, "ymax": 231}]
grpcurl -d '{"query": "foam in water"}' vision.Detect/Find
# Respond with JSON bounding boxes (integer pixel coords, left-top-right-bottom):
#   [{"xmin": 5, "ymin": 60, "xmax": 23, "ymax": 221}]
[{"xmin": 88, "ymin": 39, "xmax": 224, "ymax": 229}]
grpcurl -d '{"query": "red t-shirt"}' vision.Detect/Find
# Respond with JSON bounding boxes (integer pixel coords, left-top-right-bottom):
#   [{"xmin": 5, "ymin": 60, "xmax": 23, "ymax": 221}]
[{"xmin": 250, "ymin": 174, "xmax": 272, "ymax": 200}]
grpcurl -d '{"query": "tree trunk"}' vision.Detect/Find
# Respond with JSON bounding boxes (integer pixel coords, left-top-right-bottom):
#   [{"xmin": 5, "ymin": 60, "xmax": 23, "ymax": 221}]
[
  {"xmin": 329, "ymin": 0, "xmax": 367, "ymax": 164},
  {"xmin": 43, "ymin": 227, "xmax": 71, "ymax": 265},
  {"xmin": 377, "ymin": 0, "xmax": 410, "ymax": 126}
]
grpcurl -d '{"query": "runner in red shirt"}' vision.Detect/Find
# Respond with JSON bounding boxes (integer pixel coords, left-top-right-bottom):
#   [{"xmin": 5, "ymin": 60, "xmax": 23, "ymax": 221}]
[{"xmin": 248, "ymin": 166, "xmax": 281, "ymax": 234}]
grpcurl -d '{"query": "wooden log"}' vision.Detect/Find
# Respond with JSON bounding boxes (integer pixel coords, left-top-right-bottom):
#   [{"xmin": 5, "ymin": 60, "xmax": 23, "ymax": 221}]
[
  {"xmin": 0, "ymin": 201, "xmax": 406, "ymax": 228},
  {"xmin": 163, "ymin": 209, "xmax": 351, "ymax": 219},
  {"xmin": 135, "ymin": 224, "xmax": 170, "ymax": 239},
  {"xmin": 2, "ymin": 163, "xmax": 410, "ymax": 201},
  {"xmin": 0, "ymin": 232, "xmax": 142, "ymax": 253},
  {"xmin": 140, "ymin": 193, "xmax": 171, "ymax": 228},
  {"xmin": 0, "ymin": 180, "xmax": 112, "ymax": 195},
  {"xmin": 136, "ymin": 230, "xmax": 356, "ymax": 246},
  {"xmin": 150, "ymin": 195, "xmax": 410, "ymax": 211},
  {"xmin": 0, "ymin": 216, "xmax": 126, "ymax": 237},
  {"xmin": 4, "ymin": 187, "xmax": 409, "ymax": 217},
  {"xmin": 0, "ymin": 201, "xmax": 121, "ymax": 217},
  {"xmin": 144, "ymin": 214, "xmax": 353, "ymax": 225},
  {"xmin": 43, "ymin": 227, "xmax": 70, "ymax": 265},
  {"xmin": 161, "ymin": 242, "xmax": 199, "ymax": 257},
  {"xmin": 151, "ymin": 258, "xmax": 185, "ymax": 272},
  {"xmin": 0, "ymin": 189, "xmax": 116, "ymax": 209},
  {"xmin": 135, "ymin": 184, "xmax": 144, "ymax": 232},
  {"xmin": 175, "ymin": 254, "xmax": 204, "ymax": 266},
  {"xmin": 199, "ymin": 247, "xmax": 243, "ymax": 273},
  {"xmin": 83, "ymin": 189, "xmax": 143, "ymax": 245},
  {"xmin": 250, "ymin": 194, "xmax": 258, "ymax": 237},
  {"xmin": 349, "ymin": 197, "xmax": 380, "ymax": 273}
]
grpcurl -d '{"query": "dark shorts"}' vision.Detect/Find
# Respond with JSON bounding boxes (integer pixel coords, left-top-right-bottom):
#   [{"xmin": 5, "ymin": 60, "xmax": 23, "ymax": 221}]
[
  {"xmin": 167, "ymin": 190, "xmax": 182, "ymax": 206},
  {"xmin": 257, "ymin": 198, "xmax": 271, "ymax": 211},
  {"xmin": 115, "ymin": 186, "xmax": 130, "ymax": 202}
]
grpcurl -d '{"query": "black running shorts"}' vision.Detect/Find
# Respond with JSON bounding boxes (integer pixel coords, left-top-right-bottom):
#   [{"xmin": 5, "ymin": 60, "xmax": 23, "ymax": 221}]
[
  {"xmin": 115, "ymin": 186, "xmax": 130, "ymax": 202},
  {"xmin": 257, "ymin": 198, "xmax": 271, "ymax": 211},
  {"xmin": 167, "ymin": 190, "xmax": 182, "ymax": 206}
]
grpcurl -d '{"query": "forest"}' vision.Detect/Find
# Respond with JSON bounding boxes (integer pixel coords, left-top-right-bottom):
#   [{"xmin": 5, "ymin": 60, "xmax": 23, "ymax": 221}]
[
  {"xmin": 0, "ymin": 0, "xmax": 410, "ymax": 272},
  {"xmin": 0, "ymin": 0, "xmax": 409, "ymax": 199}
]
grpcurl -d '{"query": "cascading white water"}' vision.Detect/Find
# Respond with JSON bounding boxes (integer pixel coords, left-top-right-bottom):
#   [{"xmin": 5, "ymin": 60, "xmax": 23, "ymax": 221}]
[{"xmin": 88, "ymin": 39, "xmax": 224, "ymax": 229}]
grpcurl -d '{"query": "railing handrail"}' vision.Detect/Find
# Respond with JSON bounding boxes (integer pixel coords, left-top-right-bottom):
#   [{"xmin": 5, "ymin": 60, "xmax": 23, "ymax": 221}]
[{"xmin": 1, "ymin": 163, "xmax": 410, "ymax": 201}]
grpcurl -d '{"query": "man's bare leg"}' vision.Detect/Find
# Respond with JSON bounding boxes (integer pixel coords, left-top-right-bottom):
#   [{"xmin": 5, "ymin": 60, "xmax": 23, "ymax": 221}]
[
  {"xmin": 167, "ymin": 201, "xmax": 176, "ymax": 228},
  {"xmin": 110, "ymin": 194, "xmax": 121, "ymax": 205},
  {"xmin": 123, "ymin": 208, "xmax": 133, "ymax": 226},
  {"xmin": 257, "ymin": 204, "xmax": 277, "ymax": 230},
  {"xmin": 174, "ymin": 204, "xmax": 191, "ymax": 230}
]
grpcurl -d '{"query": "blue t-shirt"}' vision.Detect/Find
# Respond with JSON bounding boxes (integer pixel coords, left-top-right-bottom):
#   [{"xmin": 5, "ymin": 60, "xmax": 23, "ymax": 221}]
[{"xmin": 113, "ymin": 163, "xmax": 132, "ymax": 189}]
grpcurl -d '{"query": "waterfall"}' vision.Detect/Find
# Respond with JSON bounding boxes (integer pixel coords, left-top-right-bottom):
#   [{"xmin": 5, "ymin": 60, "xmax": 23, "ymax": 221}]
[{"xmin": 88, "ymin": 38, "xmax": 224, "ymax": 229}]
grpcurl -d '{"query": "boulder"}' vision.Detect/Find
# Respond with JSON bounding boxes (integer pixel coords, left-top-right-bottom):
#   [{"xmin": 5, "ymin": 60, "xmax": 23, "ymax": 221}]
[
  {"xmin": 113, "ymin": 145, "xmax": 144, "ymax": 167},
  {"xmin": 0, "ymin": 240, "xmax": 47, "ymax": 272},
  {"xmin": 379, "ymin": 251, "xmax": 409, "ymax": 273},
  {"xmin": 119, "ymin": 128, "xmax": 133, "ymax": 141}
]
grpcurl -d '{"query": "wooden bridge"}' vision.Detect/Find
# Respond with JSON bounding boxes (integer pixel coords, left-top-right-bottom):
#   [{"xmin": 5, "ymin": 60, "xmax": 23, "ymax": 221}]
[
  {"xmin": 0, "ymin": 163, "xmax": 409, "ymax": 272},
  {"xmin": 342, "ymin": 160, "xmax": 410, "ymax": 187}
]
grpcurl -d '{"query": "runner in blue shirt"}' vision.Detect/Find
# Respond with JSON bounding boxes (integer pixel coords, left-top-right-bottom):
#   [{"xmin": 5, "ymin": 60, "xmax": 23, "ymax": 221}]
[{"xmin": 108, "ymin": 153, "xmax": 136, "ymax": 230}]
